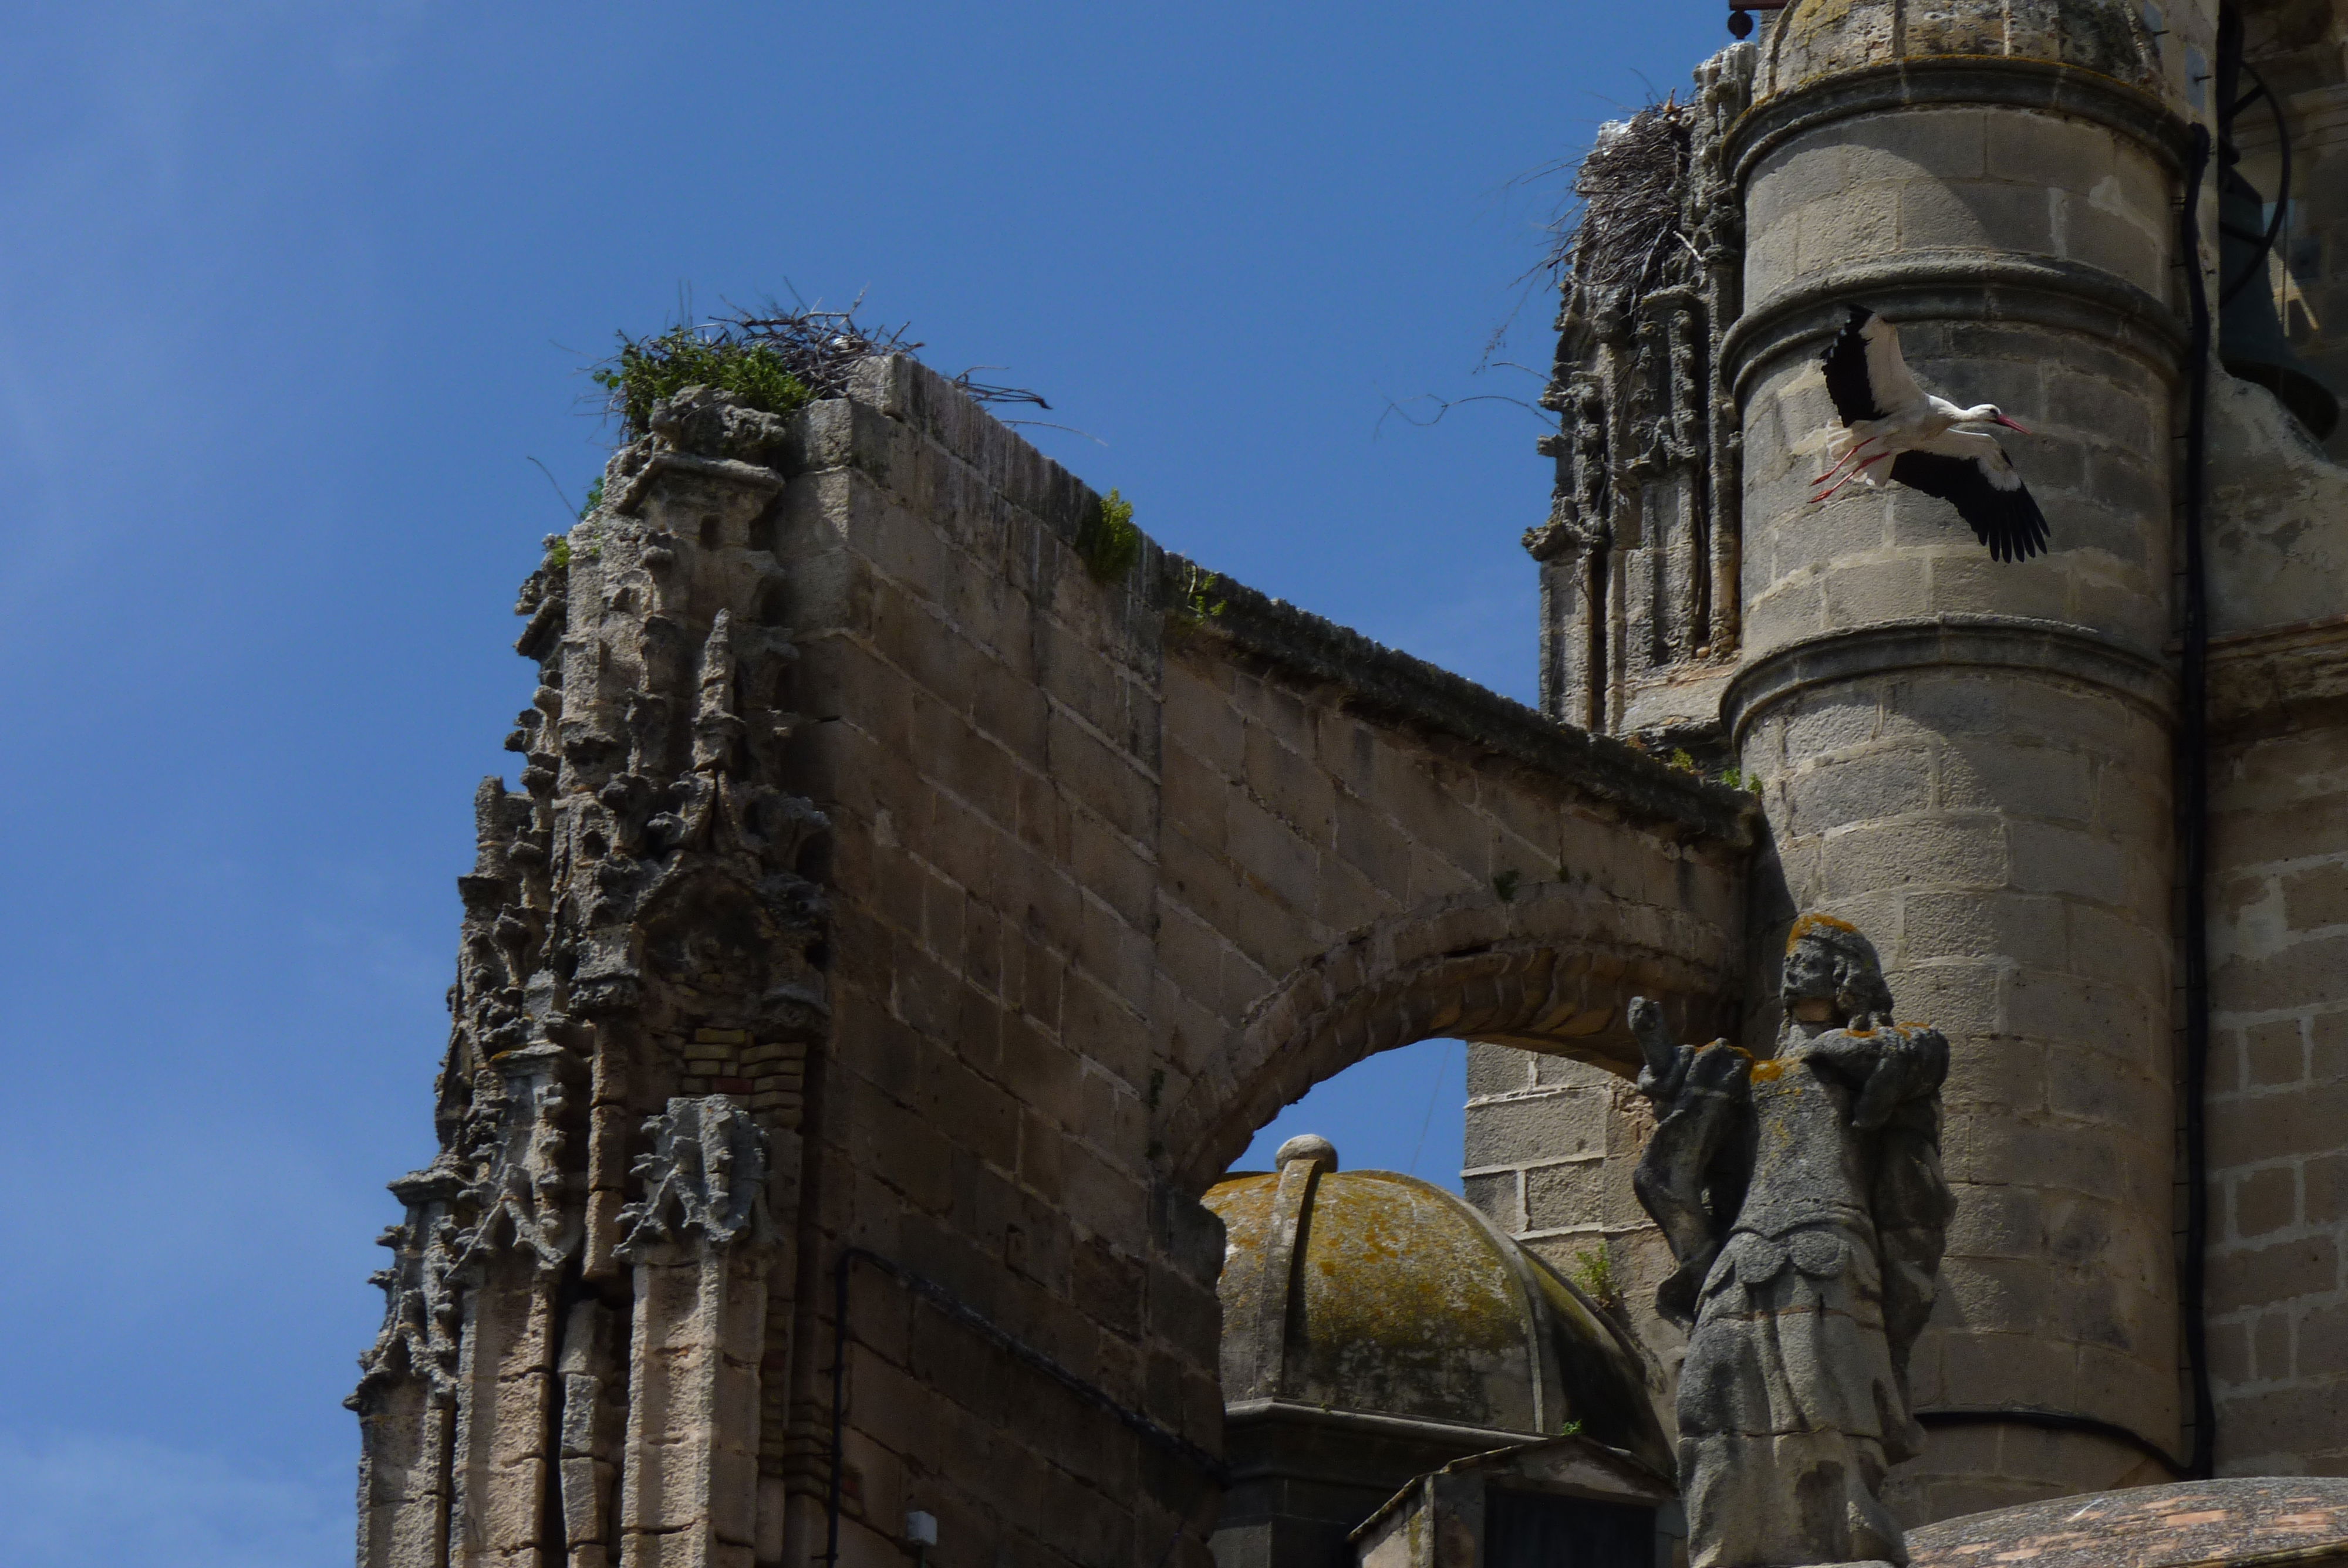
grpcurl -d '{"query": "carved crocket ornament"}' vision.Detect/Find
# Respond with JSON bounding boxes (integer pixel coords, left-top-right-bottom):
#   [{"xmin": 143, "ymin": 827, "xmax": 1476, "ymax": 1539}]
[{"xmin": 1631, "ymin": 915, "xmax": 1955, "ymax": 1568}]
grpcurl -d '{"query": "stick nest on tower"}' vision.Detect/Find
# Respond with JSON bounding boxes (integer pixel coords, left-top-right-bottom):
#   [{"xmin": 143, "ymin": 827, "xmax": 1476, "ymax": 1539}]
[{"xmin": 1559, "ymin": 101, "xmax": 1695, "ymax": 295}]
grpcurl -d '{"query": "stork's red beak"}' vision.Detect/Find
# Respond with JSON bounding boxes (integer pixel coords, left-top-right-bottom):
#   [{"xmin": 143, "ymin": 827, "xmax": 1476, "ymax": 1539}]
[{"xmin": 1994, "ymin": 414, "xmax": 2032, "ymax": 434}]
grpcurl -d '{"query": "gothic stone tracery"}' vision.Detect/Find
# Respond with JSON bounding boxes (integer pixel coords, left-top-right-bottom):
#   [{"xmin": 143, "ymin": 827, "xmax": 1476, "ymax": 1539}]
[{"xmin": 354, "ymin": 389, "xmax": 826, "ymax": 1568}]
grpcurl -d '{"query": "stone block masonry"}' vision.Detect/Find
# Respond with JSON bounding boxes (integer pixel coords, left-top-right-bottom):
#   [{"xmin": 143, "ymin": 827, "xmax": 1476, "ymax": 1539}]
[
  {"xmin": 2205, "ymin": 701, "xmax": 2348, "ymax": 1477},
  {"xmin": 770, "ymin": 355, "xmax": 1750, "ymax": 1568},
  {"xmin": 1463, "ymin": 1048, "xmax": 1682, "ymax": 1413}
]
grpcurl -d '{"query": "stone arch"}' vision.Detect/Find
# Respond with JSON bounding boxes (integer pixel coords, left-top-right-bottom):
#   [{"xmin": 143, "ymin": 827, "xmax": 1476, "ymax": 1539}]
[{"xmin": 1164, "ymin": 881, "xmax": 1743, "ymax": 1192}]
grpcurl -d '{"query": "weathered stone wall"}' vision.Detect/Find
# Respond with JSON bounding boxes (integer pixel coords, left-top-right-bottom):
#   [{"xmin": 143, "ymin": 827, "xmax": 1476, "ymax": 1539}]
[
  {"xmin": 2197, "ymin": 47, "xmax": 2348, "ymax": 1462},
  {"xmin": 1734, "ymin": 111, "xmax": 2177, "ymax": 657},
  {"xmin": 2202, "ymin": 389, "xmax": 2348, "ymax": 1477},
  {"xmin": 356, "ymin": 0, "xmax": 2348, "ymax": 1549},
  {"xmin": 518, "ymin": 357, "xmax": 1751, "ymax": 1568},
  {"xmin": 1460, "ymin": 1049, "xmax": 1680, "ymax": 1401},
  {"xmin": 2207, "ymin": 376, "xmax": 2348, "ymax": 640},
  {"xmin": 2205, "ymin": 711, "xmax": 2348, "ymax": 1478}
]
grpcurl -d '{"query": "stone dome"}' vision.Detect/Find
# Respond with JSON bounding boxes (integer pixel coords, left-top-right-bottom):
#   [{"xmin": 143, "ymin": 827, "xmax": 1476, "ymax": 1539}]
[
  {"xmin": 1753, "ymin": 0, "xmax": 2167, "ymax": 102},
  {"xmin": 1205, "ymin": 1135, "xmax": 1669, "ymax": 1472}
]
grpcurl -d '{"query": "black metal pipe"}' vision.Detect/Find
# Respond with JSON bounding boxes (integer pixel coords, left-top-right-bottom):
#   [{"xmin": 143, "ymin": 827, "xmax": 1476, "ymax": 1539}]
[
  {"xmin": 2180, "ymin": 117, "xmax": 2218, "ymax": 1483},
  {"xmin": 822, "ymin": 1245, "xmax": 855, "ymax": 1568},
  {"xmin": 1917, "ymin": 1408, "xmax": 2185, "ymax": 1478},
  {"xmin": 2217, "ymin": 61, "xmax": 2292, "ymax": 307},
  {"xmin": 821, "ymin": 1246, "xmax": 1227, "ymax": 1567}
]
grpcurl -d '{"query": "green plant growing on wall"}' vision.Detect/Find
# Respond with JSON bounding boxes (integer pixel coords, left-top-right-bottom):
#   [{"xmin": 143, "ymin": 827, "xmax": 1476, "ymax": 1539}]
[
  {"xmin": 1172, "ymin": 563, "xmax": 1227, "ymax": 627},
  {"xmin": 579, "ymin": 476, "xmax": 605, "ymax": 518},
  {"xmin": 1075, "ymin": 488, "xmax": 1141, "ymax": 583},
  {"xmin": 1492, "ymin": 869, "xmax": 1523, "ymax": 903},
  {"xmin": 1570, "ymin": 1246, "xmax": 1620, "ymax": 1313},
  {"xmin": 593, "ymin": 327, "xmax": 814, "ymax": 434}
]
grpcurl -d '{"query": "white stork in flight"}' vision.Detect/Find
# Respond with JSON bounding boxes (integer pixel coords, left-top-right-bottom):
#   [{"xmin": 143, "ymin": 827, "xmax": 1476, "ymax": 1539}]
[{"xmin": 1811, "ymin": 306, "xmax": 2050, "ymax": 563}]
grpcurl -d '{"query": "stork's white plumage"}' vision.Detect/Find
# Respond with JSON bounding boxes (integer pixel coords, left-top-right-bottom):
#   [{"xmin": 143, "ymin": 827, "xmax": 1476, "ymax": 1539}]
[{"xmin": 1812, "ymin": 305, "xmax": 2050, "ymax": 563}]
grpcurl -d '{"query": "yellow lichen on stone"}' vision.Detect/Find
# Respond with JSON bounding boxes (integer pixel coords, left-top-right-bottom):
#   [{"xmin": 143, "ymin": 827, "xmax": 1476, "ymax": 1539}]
[
  {"xmin": 1789, "ymin": 0, "xmax": 1858, "ymax": 41},
  {"xmin": 1786, "ymin": 913, "xmax": 1858, "ymax": 949}
]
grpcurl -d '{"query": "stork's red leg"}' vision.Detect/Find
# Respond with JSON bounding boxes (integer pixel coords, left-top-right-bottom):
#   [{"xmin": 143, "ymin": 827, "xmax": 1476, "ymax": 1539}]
[
  {"xmin": 1811, "ymin": 453, "xmax": 1887, "ymax": 503},
  {"xmin": 1812, "ymin": 435, "xmax": 1880, "ymax": 486},
  {"xmin": 1812, "ymin": 453, "xmax": 1885, "ymax": 502}
]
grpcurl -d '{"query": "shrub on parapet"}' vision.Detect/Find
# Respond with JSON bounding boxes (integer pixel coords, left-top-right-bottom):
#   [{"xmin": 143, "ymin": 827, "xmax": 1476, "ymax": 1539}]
[
  {"xmin": 590, "ymin": 307, "xmax": 930, "ymax": 437},
  {"xmin": 1076, "ymin": 488, "xmax": 1141, "ymax": 583},
  {"xmin": 593, "ymin": 329, "xmax": 812, "ymax": 434}
]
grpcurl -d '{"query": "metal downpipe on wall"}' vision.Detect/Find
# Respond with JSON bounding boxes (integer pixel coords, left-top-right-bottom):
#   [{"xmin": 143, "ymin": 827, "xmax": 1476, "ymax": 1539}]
[{"xmin": 2180, "ymin": 116, "xmax": 2217, "ymax": 1484}]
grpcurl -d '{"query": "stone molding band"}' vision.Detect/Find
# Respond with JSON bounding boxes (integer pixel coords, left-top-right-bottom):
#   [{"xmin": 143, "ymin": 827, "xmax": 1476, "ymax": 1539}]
[
  {"xmin": 1915, "ymin": 1407, "xmax": 2187, "ymax": 1478},
  {"xmin": 1722, "ymin": 616, "xmax": 2175, "ymax": 747},
  {"xmin": 2208, "ymin": 614, "xmax": 2348, "ymax": 733},
  {"xmin": 1721, "ymin": 253, "xmax": 2188, "ymax": 404},
  {"xmin": 610, "ymin": 448, "xmax": 784, "ymax": 516},
  {"xmin": 1724, "ymin": 58, "xmax": 2194, "ymax": 186}
]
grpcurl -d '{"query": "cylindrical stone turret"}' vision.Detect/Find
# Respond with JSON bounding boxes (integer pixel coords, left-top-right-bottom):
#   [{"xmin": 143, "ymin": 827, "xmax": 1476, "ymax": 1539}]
[{"xmin": 1719, "ymin": 0, "xmax": 2202, "ymax": 1521}]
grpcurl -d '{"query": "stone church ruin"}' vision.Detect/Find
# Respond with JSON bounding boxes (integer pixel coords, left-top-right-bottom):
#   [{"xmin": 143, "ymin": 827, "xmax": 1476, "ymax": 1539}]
[{"xmin": 352, "ymin": 0, "xmax": 2348, "ymax": 1565}]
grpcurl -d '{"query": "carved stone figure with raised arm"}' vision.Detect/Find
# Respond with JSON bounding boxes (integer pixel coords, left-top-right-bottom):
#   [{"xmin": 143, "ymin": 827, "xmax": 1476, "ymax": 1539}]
[{"xmin": 1630, "ymin": 916, "xmax": 1955, "ymax": 1568}]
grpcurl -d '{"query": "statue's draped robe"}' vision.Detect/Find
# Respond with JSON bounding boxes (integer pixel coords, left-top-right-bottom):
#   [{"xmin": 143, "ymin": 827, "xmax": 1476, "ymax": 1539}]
[{"xmin": 1638, "ymin": 1026, "xmax": 1951, "ymax": 1568}]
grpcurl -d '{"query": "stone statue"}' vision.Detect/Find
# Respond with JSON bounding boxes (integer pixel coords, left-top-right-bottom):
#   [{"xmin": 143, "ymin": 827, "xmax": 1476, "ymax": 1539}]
[{"xmin": 1630, "ymin": 915, "xmax": 1955, "ymax": 1568}]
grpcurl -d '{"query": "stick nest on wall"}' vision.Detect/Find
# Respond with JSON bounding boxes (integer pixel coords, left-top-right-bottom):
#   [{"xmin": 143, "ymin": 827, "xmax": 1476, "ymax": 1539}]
[{"xmin": 593, "ymin": 306, "xmax": 1047, "ymax": 436}]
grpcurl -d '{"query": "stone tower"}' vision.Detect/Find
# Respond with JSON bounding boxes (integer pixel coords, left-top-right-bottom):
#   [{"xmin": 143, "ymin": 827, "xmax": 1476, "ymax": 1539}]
[
  {"xmin": 1731, "ymin": 0, "xmax": 2191, "ymax": 1516},
  {"xmin": 1503, "ymin": 0, "xmax": 2348, "ymax": 1520}
]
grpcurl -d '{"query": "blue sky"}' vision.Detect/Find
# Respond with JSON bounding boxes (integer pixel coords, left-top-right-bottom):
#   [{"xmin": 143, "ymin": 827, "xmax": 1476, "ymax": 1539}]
[{"xmin": 0, "ymin": 5, "xmax": 1717, "ymax": 1562}]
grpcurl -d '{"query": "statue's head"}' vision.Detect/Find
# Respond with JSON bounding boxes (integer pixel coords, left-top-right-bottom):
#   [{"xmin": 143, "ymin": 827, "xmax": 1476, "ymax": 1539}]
[{"xmin": 1782, "ymin": 914, "xmax": 1893, "ymax": 1027}]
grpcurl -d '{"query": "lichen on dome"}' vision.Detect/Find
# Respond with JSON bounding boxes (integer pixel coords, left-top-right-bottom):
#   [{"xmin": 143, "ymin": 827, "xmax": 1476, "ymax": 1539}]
[{"xmin": 1205, "ymin": 1137, "xmax": 1669, "ymax": 1472}]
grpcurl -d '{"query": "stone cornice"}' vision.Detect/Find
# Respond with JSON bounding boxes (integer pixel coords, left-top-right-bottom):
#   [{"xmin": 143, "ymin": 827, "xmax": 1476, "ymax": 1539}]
[
  {"xmin": 1721, "ymin": 252, "xmax": 2189, "ymax": 401},
  {"xmin": 1722, "ymin": 616, "xmax": 2175, "ymax": 746},
  {"xmin": 1167, "ymin": 560, "xmax": 1760, "ymax": 849},
  {"xmin": 609, "ymin": 448, "xmax": 784, "ymax": 516},
  {"xmin": 2207, "ymin": 615, "xmax": 2348, "ymax": 732},
  {"xmin": 1725, "ymin": 57, "xmax": 2194, "ymax": 185}
]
